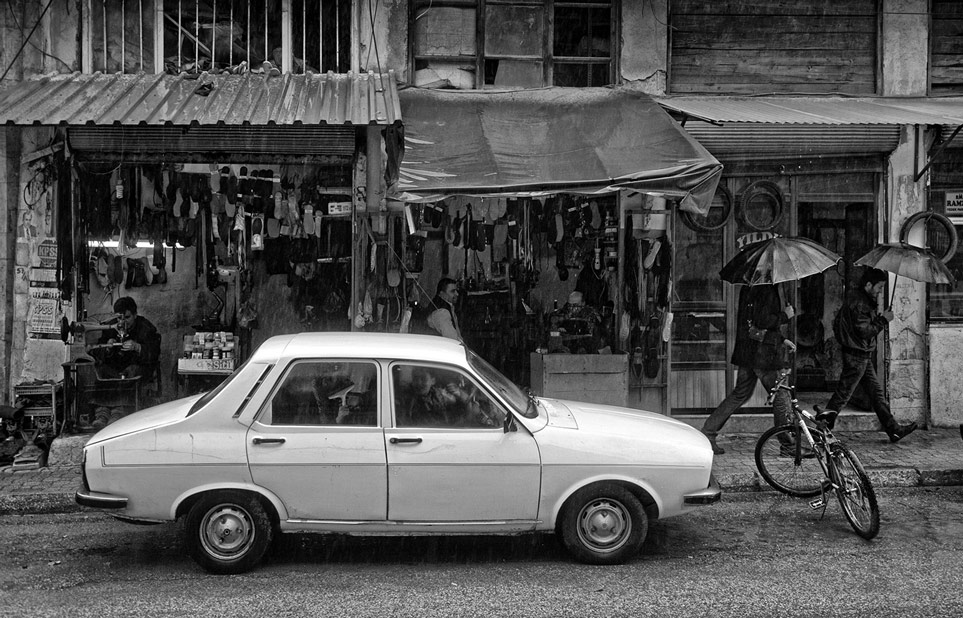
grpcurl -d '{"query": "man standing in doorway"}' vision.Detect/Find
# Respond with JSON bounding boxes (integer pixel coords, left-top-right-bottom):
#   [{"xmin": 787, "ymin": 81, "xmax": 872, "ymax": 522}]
[
  {"xmin": 701, "ymin": 284, "xmax": 796, "ymax": 455},
  {"xmin": 427, "ymin": 278, "xmax": 462, "ymax": 341},
  {"xmin": 816, "ymin": 268, "xmax": 917, "ymax": 442}
]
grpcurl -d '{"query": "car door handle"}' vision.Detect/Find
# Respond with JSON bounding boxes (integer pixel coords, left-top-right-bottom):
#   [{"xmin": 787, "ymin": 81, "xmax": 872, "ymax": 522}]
[
  {"xmin": 389, "ymin": 437, "xmax": 423, "ymax": 445},
  {"xmin": 252, "ymin": 437, "xmax": 286, "ymax": 445}
]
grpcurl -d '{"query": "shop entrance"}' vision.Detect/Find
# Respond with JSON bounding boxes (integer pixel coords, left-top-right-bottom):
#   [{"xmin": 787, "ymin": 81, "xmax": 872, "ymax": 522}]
[{"xmin": 669, "ymin": 166, "xmax": 880, "ymax": 417}]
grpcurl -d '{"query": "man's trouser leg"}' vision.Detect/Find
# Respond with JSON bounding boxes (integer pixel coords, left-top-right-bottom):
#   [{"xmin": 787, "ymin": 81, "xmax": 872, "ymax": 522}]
[
  {"xmin": 702, "ymin": 365, "xmax": 758, "ymax": 437},
  {"xmin": 826, "ymin": 351, "xmax": 869, "ymax": 413},
  {"xmin": 757, "ymin": 368, "xmax": 791, "ymax": 428},
  {"xmin": 859, "ymin": 359, "xmax": 898, "ymax": 433}
]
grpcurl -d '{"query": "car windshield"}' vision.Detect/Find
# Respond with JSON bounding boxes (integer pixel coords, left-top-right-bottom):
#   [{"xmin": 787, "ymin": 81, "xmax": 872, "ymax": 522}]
[{"xmin": 466, "ymin": 349, "xmax": 537, "ymax": 418}]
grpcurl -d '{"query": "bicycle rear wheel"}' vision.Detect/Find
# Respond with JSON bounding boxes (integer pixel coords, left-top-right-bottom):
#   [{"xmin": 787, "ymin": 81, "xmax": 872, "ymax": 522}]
[
  {"xmin": 755, "ymin": 424, "xmax": 826, "ymax": 498},
  {"xmin": 829, "ymin": 444, "xmax": 880, "ymax": 540}
]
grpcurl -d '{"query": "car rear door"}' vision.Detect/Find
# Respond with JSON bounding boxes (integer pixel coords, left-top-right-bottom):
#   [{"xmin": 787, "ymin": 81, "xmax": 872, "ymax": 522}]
[
  {"xmin": 385, "ymin": 363, "xmax": 541, "ymax": 523},
  {"xmin": 246, "ymin": 359, "xmax": 387, "ymax": 521}
]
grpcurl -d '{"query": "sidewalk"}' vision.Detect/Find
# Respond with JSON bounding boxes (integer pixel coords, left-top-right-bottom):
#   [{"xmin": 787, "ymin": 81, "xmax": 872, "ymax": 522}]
[{"xmin": 0, "ymin": 427, "xmax": 962, "ymax": 515}]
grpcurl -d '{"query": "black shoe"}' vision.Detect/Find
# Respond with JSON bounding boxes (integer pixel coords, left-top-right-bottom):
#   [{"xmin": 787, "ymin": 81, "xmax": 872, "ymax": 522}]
[
  {"xmin": 779, "ymin": 443, "xmax": 816, "ymax": 459},
  {"xmin": 814, "ymin": 405, "xmax": 838, "ymax": 430},
  {"xmin": 887, "ymin": 422, "xmax": 918, "ymax": 443}
]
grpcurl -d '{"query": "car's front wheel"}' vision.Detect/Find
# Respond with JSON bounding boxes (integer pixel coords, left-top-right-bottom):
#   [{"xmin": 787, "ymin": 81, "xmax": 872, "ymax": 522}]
[
  {"xmin": 185, "ymin": 490, "xmax": 274, "ymax": 575},
  {"xmin": 558, "ymin": 484, "xmax": 648, "ymax": 565}
]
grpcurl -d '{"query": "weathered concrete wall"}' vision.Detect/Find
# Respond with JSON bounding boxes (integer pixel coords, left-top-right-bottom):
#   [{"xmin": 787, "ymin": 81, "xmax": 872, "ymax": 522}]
[
  {"xmin": 358, "ymin": 0, "xmax": 407, "ymax": 79},
  {"xmin": 620, "ymin": 0, "xmax": 667, "ymax": 93},
  {"xmin": 887, "ymin": 126, "xmax": 928, "ymax": 425},
  {"xmin": 929, "ymin": 325, "xmax": 963, "ymax": 426},
  {"xmin": 881, "ymin": 0, "xmax": 928, "ymax": 96},
  {"xmin": 0, "ymin": 128, "xmax": 20, "ymax": 406}
]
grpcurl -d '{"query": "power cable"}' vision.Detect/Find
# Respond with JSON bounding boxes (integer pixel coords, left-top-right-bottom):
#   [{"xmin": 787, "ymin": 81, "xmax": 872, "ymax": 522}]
[{"xmin": 0, "ymin": 0, "xmax": 56, "ymax": 82}]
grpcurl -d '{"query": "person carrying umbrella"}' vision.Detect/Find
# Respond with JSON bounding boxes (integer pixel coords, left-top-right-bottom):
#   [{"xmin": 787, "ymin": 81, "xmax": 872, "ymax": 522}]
[
  {"xmin": 816, "ymin": 266, "xmax": 918, "ymax": 443},
  {"xmin": 702, "ymin": 236, "xmax": 841, "ymax": 455},
  {"xmin": 701, "ymin": 284, "xmax": 796, "ymax": 454}
]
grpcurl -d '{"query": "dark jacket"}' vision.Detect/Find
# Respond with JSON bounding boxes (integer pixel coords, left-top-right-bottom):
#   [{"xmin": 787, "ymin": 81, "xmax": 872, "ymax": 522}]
[
  {"xmin": 100, "ymin": 315, "xmax": 161, "ymax": 371},
  {"xmin": 835, "ymin": 288, "xmax": 886, "ymax": 356},
  {"xmin": 730, "ymin": 285, "xmax": 791, "ymax": 370}
]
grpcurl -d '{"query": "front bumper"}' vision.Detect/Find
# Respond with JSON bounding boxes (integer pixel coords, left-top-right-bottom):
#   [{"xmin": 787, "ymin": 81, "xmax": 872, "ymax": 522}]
[
  {"xmin": 75, "ymin": 489, "xmax": 128, "ymax": 509},
  {"xmin": 683, "ymin": 475, "xmax": 722, "ymax": 506}
]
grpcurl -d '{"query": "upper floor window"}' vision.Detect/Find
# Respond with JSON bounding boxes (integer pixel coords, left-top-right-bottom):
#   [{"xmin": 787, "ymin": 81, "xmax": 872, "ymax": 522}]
[
  {"xmin": 931, "ymin": 0, "xmax": 963, "ymax": 94},
  {"xmin": 410, "ymin": 0, "xmax": 615, "ymax": 89},
  {"xmin": 85, "ymin": 0, "xmax": 349, "ymax": 74}
]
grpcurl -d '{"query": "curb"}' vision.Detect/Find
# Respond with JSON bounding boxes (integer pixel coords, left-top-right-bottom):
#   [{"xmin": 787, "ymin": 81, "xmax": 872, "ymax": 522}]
[{"xmin": 718, "ymin": 467, "xmax": 963, "ymax": 493}]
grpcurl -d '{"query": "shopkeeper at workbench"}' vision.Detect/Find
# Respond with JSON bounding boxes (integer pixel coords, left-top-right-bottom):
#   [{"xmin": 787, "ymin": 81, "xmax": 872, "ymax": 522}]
[{"xmin": 91, "ymin": 296, "xmax": 161, "ymax": 379}]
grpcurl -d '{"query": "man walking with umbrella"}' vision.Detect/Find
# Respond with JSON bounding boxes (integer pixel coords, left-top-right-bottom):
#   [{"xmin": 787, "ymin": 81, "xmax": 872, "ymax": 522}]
[
  {"xmin": 701, "ymin": 284, "xmax": 796, "ymax": 455},
  {"xmin": 704, "ymin": 235, "xmax": 842, "ymax": 454},
  {"xmin": 816, "ymin": 267, "xmax": 917, "ymax": 442}
]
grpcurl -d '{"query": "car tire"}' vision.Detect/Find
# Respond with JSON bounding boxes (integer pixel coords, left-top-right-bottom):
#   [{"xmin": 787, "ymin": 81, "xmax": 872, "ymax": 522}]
[
  {"xmin": 185, "ymin": 490, "xmax": 275, "ymax": 575},
  {"xmin": 558, "ymin": 484, "xmax": 648, "ymax": 565}
]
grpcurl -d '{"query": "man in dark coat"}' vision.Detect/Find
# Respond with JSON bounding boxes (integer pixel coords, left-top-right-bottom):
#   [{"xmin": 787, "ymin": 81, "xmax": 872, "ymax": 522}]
[
  {"xmin": 701, "ymin": 284, "xmax": 796, "ymax": 455},
  {"xmin": 816, "ymin": 268, "xmax": 917, "ymax": 442}
]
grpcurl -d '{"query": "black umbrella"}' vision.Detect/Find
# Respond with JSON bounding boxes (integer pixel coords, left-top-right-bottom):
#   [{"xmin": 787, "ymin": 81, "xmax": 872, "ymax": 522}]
[
  {"xmin": 720, "ymin": 236, "xmax": 841, "ymax": 286},
  {"xmin": 855, "ymin": 242, "xmax": 955, "ymax": 307}
]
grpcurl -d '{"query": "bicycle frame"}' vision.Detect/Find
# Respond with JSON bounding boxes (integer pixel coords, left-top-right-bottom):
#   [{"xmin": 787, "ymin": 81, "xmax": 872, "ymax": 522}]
[{"xmin": 766, "ymin": 369, "xmax": 836, "ymax": 485}]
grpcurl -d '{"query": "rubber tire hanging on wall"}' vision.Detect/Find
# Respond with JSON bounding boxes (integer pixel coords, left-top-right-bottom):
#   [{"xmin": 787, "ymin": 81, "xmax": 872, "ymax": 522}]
[
  {"xmin": 737, "ymin": 180, "xmax": 785, "ymax": 232},
  {"xmin": 680, "ymin": 184, "xmax": 733, "ymax": 233},
  {"xmin": 899, "ymin": 211, "xmax": 958, "ymax": 263}
]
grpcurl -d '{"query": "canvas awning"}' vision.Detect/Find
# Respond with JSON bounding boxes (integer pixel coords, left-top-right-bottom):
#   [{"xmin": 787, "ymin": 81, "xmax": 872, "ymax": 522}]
[{"xmin": 394, "ymin": 87, "xmax": 723, "ymax": 215}]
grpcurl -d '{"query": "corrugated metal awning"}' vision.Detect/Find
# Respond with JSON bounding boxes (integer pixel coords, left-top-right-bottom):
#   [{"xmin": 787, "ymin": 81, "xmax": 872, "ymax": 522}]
[
  {"xmin": 655, "ymin": 96, "xmax": 963, "ymax": 156},
  {"xmin": 0, "ymin": 70, "xmax": 402, "ymax": 126},
  {"xmin": 396, "ymin": 87, "xmax": 723, "ymax": 215}
]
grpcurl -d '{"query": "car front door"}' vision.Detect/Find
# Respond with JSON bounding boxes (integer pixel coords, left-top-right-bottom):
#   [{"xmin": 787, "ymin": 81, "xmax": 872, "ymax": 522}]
[
  {"xmin": 247, "ymin": 359, "xmax": 387, "ymax": 521},
  {"xmin": 386, "ymin": 363, "xmax": 541, "ymax": 523}
]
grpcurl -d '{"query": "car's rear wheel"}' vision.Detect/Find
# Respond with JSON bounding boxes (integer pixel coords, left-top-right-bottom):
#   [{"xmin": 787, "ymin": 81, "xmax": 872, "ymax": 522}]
[
  {"xmin": 558, "ymin": 484, "xmax": 648, "ymax": 565},
  {"xmin": 185, "ymin": 490, "xmax": 274, "ymax": 575}
]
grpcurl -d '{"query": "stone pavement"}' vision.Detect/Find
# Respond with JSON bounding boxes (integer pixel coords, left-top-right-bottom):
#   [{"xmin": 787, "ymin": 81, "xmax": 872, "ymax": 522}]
[{"xmin": 0, "ymin": 427, "xmax": 961, "ymax": 515}]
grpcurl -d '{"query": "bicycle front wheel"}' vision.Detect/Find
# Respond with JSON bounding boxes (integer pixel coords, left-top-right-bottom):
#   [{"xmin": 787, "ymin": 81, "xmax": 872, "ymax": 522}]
[
  {"xmin": 755, "ymin": 424, "xmax": 826, "ymax": 498},
  {"xmin": 829, "ymin": 444, "xmax": 880, "ymax": 540}
]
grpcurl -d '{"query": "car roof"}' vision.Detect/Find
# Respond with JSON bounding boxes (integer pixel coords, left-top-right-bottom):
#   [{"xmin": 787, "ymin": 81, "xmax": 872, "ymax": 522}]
[{"xmin": 248, "ymin": 332, "xmax": 470, "ymax": 366}]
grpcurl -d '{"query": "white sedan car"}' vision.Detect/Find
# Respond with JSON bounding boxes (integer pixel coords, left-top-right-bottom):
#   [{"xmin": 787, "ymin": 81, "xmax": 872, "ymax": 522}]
[{"xmin": 77, "ymin": 333, "xmax": 720, "ymax": 574}]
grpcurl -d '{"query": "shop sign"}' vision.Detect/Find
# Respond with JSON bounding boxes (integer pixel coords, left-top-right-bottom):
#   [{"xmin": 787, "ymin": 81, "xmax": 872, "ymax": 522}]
[
  {"xmin": 945, "ymin": 190, "xmax": 963, "ymax": 216},
  {"xmin": 28, "ymin": 239, "xmax": 62, "ymax": 337},
  {"xmin": 736, "ymin": 231, "xmax": 779, "ymax": 251}
]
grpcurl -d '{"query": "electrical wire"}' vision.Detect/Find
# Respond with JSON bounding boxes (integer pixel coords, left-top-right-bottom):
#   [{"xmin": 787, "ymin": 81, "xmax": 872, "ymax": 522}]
[
  {"xmin": 0, "ymin": 0, "xmax": 57, "ymax": 82},
  {"xmin": 4, "ymin": 0, "xmax": 71, "ymax": 71}
]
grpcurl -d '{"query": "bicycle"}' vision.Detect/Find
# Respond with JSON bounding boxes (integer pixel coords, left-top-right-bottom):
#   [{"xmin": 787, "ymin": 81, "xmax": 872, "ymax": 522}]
[{"xmin": 754, "ymin": 368, "xmax": 880, "ymax": 540}]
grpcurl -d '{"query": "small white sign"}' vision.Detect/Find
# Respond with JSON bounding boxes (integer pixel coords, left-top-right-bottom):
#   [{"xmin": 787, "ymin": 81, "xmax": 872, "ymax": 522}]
[{"xmin": 946, "ymin": 190, "xmax": 963, "ymax": 216}]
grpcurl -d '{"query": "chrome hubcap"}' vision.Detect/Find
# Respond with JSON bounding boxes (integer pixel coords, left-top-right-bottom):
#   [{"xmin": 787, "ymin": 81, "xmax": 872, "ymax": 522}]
[
  {"xmin": 577, "ymin": 499, "xmax": 630, "ymax": 552},
  {"xmin": 201, "ymin": 505, "xmax": 253, "ymax": 559}
]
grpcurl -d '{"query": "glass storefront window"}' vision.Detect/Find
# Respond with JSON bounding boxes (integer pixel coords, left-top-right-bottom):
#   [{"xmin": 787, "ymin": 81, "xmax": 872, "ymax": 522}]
[{"xmin": 928, "ymin": 149, "xmax": 963, "ymax": 320}]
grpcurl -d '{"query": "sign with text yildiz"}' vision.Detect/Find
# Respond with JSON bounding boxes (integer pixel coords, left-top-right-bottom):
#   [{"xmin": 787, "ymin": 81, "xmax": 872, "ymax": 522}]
[
  {"xmin": 28, "ymin": 239, "xmax": 61, "ymax": 337},
  {"xmin": 946, "ymin": 190, "xmax": 963, "ymax": 216}
]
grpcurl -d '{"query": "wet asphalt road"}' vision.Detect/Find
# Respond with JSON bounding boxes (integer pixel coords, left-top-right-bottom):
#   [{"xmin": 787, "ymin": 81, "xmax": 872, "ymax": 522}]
[{"xmin": 1, "ymin": 487, "xmax": 962, "ymax": 618}]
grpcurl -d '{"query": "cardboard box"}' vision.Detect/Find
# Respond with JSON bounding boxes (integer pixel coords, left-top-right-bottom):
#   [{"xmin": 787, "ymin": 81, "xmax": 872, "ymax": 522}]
[{"xmin": 177, "ymin": 358, "xmax": 235, "ymax": 374}]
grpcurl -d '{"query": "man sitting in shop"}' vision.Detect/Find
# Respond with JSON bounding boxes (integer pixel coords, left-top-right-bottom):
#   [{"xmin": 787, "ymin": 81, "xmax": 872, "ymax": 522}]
[
  {"xmin": 94, "ymin": 296, "xmax": 161, "ymax": 380},
  {"xmin": 86, "ymin": 297, "xmax": 160, "ymax": 429}
]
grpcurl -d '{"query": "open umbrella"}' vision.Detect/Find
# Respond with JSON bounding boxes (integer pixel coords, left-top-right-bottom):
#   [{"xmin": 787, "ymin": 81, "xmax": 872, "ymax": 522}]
[
  {"xmin": 720, "ymin": 236, "xmax": 842, "ymax": 286},
  {"xmin": 855, "ymin": 242, "xmax": 955, "ymax": 307}
]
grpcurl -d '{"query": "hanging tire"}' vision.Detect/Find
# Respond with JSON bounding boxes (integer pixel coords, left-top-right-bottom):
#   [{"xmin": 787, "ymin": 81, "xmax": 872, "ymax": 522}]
[
  {"xmin": 558, "ymin": 483, "xmax": 648, "ymax": 565},
  {"xmin": 899, "ymin": 211, "xmax": 958, "ymax": 263},
  {"xmin": 185, "ymin": 490, "xmax": 275, "ymax": 575},
  {"xmin": 680, "ymin": 184, "xmax": 732, "ymax": 232},
  {"xmin": 737, "ymin": 180, "xmax": 785, "ymax": 231}
]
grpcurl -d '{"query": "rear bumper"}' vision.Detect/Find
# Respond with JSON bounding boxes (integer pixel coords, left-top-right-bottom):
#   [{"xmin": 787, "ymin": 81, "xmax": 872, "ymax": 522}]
[
  {"xmin": 683, "ymin": 475, "xmax": 722, "ymax": 506},
  {"xmin": 75, "ymin": 489, "xmax": 128, "ymax": 510}
]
